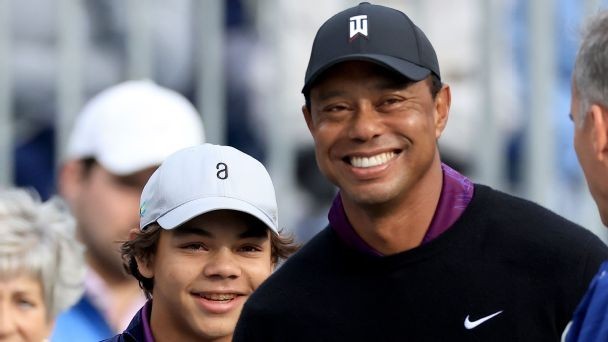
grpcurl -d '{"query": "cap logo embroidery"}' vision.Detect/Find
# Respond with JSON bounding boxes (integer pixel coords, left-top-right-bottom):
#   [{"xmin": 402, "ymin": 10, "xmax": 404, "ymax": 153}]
[
  {"xmin": 216, "ymin": 162, "xmax": 228, "ymax": 179},
  {"xmin": 349, "ymin": 15, "xmax": 368, "ymax": 41},
  {"xmin": 139, "ymin": 201, "xmax": 147, "ymax": 218}
]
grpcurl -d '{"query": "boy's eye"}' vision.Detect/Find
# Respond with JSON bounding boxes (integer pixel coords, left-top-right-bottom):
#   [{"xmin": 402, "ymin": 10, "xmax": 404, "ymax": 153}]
[
  {"xmin": 239, "ymin": 245, "xmax": 262, "ymax": 253},
  {"xmin": 182, "ymin": 243, "xmax": 208, "ymax": 251}
]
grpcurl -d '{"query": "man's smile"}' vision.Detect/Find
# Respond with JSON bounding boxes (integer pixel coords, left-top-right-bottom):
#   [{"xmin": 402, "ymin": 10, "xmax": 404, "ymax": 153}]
[{"xmin": 348, "ymin": 151, "xmax": 399, "ymax": 168}]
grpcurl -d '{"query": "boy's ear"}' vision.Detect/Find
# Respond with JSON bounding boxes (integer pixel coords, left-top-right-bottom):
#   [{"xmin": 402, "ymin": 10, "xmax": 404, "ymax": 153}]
[{"xmin": 129, "ymin": 228, "xmax": 155, "ymax": 278}]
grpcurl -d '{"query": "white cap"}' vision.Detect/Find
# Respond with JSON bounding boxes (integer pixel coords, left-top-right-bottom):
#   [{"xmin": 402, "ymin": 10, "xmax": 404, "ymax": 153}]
[
  {"xmin": 65, "ymin": 80, "xmax": 205, "ymax": 175},
  {"xmin": 139, "ymin": 143, "xmax": 279, "ymax": 234}
]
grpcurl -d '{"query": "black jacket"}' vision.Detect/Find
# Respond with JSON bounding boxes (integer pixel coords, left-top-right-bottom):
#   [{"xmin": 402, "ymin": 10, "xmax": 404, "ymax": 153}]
[{"xmin": 234, "ymin": 185, "xmax": 608, "ymax": 341}]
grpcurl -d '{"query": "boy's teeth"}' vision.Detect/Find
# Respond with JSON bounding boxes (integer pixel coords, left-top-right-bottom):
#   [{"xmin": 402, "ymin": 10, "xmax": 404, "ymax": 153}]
[{"xmin": 202, "ymin": 293, "xmax": 236, "ymax": 301}]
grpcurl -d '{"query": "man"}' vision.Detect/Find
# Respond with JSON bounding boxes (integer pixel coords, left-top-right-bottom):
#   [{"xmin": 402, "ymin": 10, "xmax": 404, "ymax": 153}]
[
  {"xmin": 565, "ymin": 10, "xmax": 608, "ymax": 342},
  {"xmin": 104, "ymin": 143, "xmax": 297, "ymax": 341},
  {"xmin": 234, "ymin": 3, "xmax": 608, "ymax": 341},
  {"xmin": 52, "ymin": 80, "xmax": 205, "ymax": 341}
]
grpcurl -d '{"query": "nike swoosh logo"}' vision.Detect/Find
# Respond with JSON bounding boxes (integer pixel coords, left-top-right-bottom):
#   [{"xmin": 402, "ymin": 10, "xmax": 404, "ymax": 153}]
[{"xmin": 464, "ymin": 310, "xmax": 503, "ymax": 329}]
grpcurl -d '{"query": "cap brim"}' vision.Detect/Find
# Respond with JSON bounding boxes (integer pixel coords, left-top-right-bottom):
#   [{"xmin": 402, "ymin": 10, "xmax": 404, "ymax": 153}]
[
  {"xmin": 302, "ymin": 54, "xmax": 432, "ymax": 94},
  {"xmin": 156, "ymin": 197, "xmax": 278, "ymax": 234}
]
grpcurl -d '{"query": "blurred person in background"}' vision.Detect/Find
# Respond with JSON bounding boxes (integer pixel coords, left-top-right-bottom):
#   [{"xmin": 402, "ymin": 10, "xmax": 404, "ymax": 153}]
[
  {"xmin": 0, "ymin": 188, "xmax": 85, "ymax": 341},
  {"xmin": 105, "ymin": 143, "xmax": 297, "ymax": 341},
  {"xmin": 10, "ymin": 0, "xmax": 268, "ymax": 198},
  {"xmin": 565, "ymin": 10, "xmax": 608, "ymax": 342},
  {"xmin": 11, "ymin": 0, "xmax": 198, "ymax": 199},
  {"xmin": 51, "ymin": 80, "xmax": 205, "ymax": 341}
]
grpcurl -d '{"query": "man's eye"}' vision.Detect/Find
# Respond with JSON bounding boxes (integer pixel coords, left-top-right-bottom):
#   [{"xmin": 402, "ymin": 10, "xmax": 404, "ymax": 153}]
[
  {"xmin": 381, "ymin": 98, "xmax": 402, "ymax": 106},
  {"xmin": 324, "ymin": 104, "xmax": 348, "ymax": 112}
]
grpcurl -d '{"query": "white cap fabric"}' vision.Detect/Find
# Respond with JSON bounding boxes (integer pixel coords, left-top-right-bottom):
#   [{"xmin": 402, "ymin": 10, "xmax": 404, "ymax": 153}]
[
  {"xmin": 65, "ymin": 80, "xmax": 205, "ymax": 175},
  {"xmin": 139, "ymin": 143, "xmax": 279, "ymax": 234}
]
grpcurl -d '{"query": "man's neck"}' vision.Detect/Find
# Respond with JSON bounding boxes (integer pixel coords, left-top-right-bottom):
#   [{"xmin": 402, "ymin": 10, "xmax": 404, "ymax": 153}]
[
  {"xmin": 86, "ymin": 259, "xmax": 145, "ymax": 332},
  {"xmin": 342, "ymin": 158, "xmax": 443, "ymax": 255}
]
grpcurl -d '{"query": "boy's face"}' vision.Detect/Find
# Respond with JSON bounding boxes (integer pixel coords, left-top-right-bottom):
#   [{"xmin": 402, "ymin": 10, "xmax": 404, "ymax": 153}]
[{"xmin": 139, "ymin": 210, "xmax": 273, "ymax": 341}]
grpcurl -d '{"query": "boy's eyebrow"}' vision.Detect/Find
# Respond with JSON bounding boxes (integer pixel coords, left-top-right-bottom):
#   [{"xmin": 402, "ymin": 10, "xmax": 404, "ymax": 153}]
[
  {"xmin": 173, "ymin": 226, "xmax": 213, "ymax": 238},
  {"xmin": 172, "ymin": 225, "xmax": 268, "ymax": 239},
  {"xmin": 239, "ymin": 226, "xmax": 269, "ymax": 239}
]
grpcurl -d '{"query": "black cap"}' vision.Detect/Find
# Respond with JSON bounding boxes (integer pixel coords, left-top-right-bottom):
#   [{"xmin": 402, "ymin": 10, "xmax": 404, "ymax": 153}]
[{"xmin": 302, "ymin": 2, "xmax": 440, "ymax": 94}]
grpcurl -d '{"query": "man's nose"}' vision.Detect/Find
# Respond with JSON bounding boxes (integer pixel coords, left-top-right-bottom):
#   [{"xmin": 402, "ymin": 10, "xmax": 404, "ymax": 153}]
[{"xmin": 347, "ymin": 104, "xmax": 384, "ymax": 142}]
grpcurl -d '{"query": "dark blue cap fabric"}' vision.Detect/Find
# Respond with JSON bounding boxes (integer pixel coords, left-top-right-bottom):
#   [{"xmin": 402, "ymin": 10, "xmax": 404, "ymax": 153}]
[{"xmin": 303, "ymin": 2, "xmax": 440, "ymax": 94}]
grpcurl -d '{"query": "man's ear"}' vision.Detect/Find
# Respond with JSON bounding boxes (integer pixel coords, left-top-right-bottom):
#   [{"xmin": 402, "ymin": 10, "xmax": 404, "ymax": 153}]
[
  {"xmin": 130, "ymin": 228, "xmax": 154, "ymax": 278},
  {"xmin": 434, "ymin": 84, "xmax": 451, "ymax": 139},
  {"xmin": 590, "ymin": 104, "xmax": 608, "ymax": 163},
  {"xmin": 58, "ymin": 160, "xmax": 85, "ymax": 205},
  {"xmin": 302, "ymin": 104, "xmax": 315, "ymax": 134}
]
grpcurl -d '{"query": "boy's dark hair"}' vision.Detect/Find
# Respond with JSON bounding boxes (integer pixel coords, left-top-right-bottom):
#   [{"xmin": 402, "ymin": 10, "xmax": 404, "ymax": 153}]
[{"xmin": 122, "ymin": 220, "xmax": 299, "ymax": 299}]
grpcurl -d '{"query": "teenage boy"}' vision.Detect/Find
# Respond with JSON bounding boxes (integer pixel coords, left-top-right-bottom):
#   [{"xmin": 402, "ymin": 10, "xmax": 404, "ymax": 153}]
[{"xmin": 105, "ymin": 143, "xmax": 297, "ymax": 342}]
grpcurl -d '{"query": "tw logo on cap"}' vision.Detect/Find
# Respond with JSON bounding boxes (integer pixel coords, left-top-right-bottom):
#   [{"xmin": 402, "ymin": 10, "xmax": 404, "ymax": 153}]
[{"xmin": 349, "ymin": 15, "xmax": 368, "ymax": 41}]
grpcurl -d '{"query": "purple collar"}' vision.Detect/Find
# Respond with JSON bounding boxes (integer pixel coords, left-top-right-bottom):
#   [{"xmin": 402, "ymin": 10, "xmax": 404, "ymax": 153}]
[
  {"xmin": 328, "ymin": 163, "xmax": 473, "ymax": 256},
  {"xmin": 141, "ymin": 300, "xmax": 155, "ymax": 342}
]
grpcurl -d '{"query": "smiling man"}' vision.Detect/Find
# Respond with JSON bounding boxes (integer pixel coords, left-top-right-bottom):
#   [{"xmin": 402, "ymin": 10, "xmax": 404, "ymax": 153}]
[
  {"xmin": 104, "ymin": 144, "xmax": 296, "ymax": 342},
  {"xmin": 234, "ymin": 3, "xmax": 608, "ymax": 341}
]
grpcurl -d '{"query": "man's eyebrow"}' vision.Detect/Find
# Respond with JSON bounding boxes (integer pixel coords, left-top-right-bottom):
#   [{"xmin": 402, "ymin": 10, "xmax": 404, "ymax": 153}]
[
  {"xmin": 316, "ymin": 80, "xmax": 412, "ymax": 102},
  {"xmin": 317, "ymin": 89, "xmax": 347, "ymax": 102},
  {"xmin": 373, "ymin": 79, "xmax": 413, "ymax": 91}
]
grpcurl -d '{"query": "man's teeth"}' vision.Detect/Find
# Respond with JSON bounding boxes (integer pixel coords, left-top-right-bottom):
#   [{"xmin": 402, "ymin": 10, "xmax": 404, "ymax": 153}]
[
  {"xmin": 201, "ymin": 293, "xmax": 237, "ymax": 301},
  {"xmin": 350, "ymin": 152, "xmax": 396, "ymax": 168}
]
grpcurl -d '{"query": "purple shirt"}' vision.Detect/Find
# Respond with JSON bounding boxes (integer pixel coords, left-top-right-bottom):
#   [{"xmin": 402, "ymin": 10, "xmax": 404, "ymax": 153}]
[
  {"xmin": 328, "ymin": 163, "xmax": 473, "ymax": 256},
  {"xmin": 141, "ymin": 301, "xmax": 155, "ymax": 342}
]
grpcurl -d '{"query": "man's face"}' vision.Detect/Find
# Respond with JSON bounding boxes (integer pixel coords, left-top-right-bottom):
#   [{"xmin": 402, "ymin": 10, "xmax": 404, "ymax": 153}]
[
  {"xmin": 62, "ymin": 161, "xmax": 155, "ymax": 280},
  {"xmin": 303, "ymin": 61, "xmax": 449, "ymax": 210},
  {"xmin": 571, "ymin": 83, "xmax": 608, "ymax": 225},
  {"xmin": 140, "ymin": 210, "xmax": 273, "ymax": 342},
  {"xmin": 0, "ymin": 274, "xmax": 53, "ymax": 342}
]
